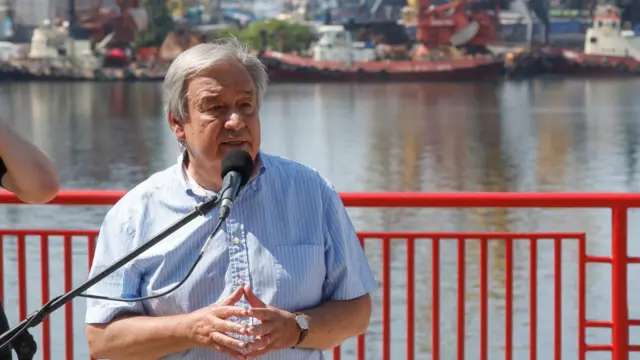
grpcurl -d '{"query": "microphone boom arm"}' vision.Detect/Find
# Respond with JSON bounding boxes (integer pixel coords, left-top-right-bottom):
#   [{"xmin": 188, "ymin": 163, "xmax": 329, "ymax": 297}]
[{"xmin": 0, "ymin": 195, "xmax": 222, "ymax": 351}]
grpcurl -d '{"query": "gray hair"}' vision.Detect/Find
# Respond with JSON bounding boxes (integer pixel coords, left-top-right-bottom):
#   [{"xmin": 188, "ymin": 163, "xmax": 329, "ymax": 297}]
[{"xmin": 162, "ymin": 37, "xmax": 268, "ymax": 123}]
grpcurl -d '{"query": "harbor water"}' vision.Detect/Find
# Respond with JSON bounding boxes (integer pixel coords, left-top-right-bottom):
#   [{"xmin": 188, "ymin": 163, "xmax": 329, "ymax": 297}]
[{"xmin": 0, "ymin": 79, "xmax": 639, "ymax": 359}]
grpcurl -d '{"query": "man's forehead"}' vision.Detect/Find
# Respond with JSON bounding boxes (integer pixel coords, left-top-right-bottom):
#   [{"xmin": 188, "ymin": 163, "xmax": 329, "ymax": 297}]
[
  {"xmin": 192, "ymin": 86, "xmax": 254, "ymax": 98},
  {"xmin": 188, "ymin": 65, "xmax": 255, "ymax": 96}
]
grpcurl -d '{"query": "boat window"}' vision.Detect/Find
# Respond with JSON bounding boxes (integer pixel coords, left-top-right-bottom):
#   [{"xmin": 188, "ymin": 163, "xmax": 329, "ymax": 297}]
[{"xmin": 590, "ymin": 37, "xmax": 598, "ymax": 44}]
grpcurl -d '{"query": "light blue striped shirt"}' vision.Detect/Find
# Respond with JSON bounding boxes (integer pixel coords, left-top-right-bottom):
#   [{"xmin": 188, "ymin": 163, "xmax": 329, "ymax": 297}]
[{"xmin": 85, "ymin": 151, "xmax": 377, "ymax": 360}]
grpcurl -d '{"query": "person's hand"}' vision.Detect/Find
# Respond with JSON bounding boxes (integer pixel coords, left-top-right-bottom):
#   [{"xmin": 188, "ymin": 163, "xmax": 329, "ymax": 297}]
[
  {"xmin": 187, "ymin": 286, "xmax": 251, "ymax": 358},
  {"xmin": 242, "ymin": 285, "xmax": 301, "ymax": 357}
]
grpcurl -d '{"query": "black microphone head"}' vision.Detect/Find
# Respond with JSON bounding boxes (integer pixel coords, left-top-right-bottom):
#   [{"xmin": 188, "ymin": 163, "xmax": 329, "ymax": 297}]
[{"xmin": 221, "ymin": 149, "xmax": 254, "ymax": 187}]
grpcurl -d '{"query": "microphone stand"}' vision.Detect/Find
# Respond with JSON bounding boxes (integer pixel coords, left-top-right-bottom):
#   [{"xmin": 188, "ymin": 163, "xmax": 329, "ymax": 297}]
[{"xmin": 0, "ymin": 194, "xmax": 222, "ymax": 352}]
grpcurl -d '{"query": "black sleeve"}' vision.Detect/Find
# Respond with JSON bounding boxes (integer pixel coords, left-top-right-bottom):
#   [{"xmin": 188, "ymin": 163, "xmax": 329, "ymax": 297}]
[
  {"xmin": 0, "ymin": 303, "xmax": 11, "ymax": 359},
  {"xmin": 0, "ymin": 157, "xmax": 5, "ymax": 189}
]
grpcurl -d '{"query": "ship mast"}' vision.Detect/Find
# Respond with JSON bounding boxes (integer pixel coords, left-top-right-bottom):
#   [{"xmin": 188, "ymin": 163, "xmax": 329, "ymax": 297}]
[
  {"xmin": 4, "ymin": 0, "xmax": 15, "ymax": 40},
  {"xmin": 68, "ymin": 0, "xmax": 76, "ymax": 36}
]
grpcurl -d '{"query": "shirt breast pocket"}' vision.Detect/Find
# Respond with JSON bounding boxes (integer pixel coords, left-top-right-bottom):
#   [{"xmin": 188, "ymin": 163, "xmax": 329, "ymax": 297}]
[{"xmin": 272, "ymin": 244, "xmax": 326, "ymax": 311}]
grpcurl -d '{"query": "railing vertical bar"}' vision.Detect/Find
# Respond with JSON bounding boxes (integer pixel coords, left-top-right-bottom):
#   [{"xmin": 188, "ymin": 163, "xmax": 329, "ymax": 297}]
[
  {"xmin": 17, "ymin": 234, "xmax": 26, "ymax": 321},
  {"xmin": 432, "ymin": 237, "xmax": 440, "ymax": 360},
  {"xmin": 578, "ymin": 235, "xmax": 586, "ymax": 360},
  {"xmin": 0, "ymin": 234, "xmax": 5, "ymax": 303},
  {"xmin": 611, "ymin": 206, "xmax": 629, "ymax": 360},
  {"xmin": 382, "ymin": 236, "xmax": 391, "ymax": 360},
  {"xmin": 457, "ymin": 237, "xmax": 465, "ymax": 360},
  {"xmin": 88, "ymin": 235, "xmax": 96, "ymax": 269},
  {"xmin": 480, "ymin": 237, "xmax": 488, "ymax": 360},
  {"xmin": 357, "ymin": 235, "xmax": 366, "ymax": 360},
  {"xmin": 333, "ymin": 346, "xmax": 340, "ymax": 360},
  {"xmin": 406, "ymin": 237, "xmax": 415, "ymax": 360},
  {"xmin": 88, "ymin": 232, "xmax": 98, "ymax": 360},
  {"xmin": 553, "ymin": 238, "xmax": 562, "ymax": 360},
  {"xmin": 64, "ymin": 235, "xmax": 73, "ymax": 360},
  {"xmin": 357, "ymin": 335, "xmax": 365, "ymax": 360},
  {"xmin": 505, "ymin": 237, "xmax": 513, "ymax": 360},
  {"xmin": 529, "ymin": 239, "xmax": 537, "ymax": 360},
  {"xmin": 40, "ymin": 234, "xmax": 51, "ymax": 360}
]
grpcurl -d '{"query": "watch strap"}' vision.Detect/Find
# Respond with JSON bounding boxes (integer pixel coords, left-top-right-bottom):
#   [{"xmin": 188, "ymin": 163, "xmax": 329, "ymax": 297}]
[{"xmin": 293, "ymin": 313, "xmax": 308, "ymax": 347}]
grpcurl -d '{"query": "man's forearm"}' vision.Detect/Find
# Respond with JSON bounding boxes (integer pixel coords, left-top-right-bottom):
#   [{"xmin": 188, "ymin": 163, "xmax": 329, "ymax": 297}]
[
  {"xmin": 0, "ymin": 122, "xmax": 58, "ymax": 203},
  {"xmin": 86, "ymin": 315, "xmax": 194, "ymax": 360},
  {"xmin": 297, "ymin": 294, "xmax": 372, "ymax": 350}
]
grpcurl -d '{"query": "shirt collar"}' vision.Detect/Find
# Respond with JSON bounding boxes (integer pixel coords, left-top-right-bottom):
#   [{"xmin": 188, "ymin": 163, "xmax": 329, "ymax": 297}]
[{"xmin": 176, "ymin": 149, "xmax": 267, "ymax": 197}]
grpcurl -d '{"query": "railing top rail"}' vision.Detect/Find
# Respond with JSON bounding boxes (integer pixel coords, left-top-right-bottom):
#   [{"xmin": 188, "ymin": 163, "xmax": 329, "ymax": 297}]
[{"xmin": 1, "ymin": 190, "xmax": 640, "ymax": 208}]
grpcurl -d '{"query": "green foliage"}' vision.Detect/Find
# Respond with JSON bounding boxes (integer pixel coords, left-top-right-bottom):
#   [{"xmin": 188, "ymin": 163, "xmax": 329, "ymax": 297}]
[
  {"xmin": 237, "ymin": 19, "xmax": 316, "ymax": 53},
  {"xmin": 134, "ymin": 0, "xmax": 175, "ymax": 49}
]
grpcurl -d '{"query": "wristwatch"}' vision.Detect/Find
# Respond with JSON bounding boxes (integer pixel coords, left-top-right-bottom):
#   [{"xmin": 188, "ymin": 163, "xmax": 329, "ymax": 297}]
[{"xmin": 292, "ymin": 313, "xmax": 309, "ymax": 347}]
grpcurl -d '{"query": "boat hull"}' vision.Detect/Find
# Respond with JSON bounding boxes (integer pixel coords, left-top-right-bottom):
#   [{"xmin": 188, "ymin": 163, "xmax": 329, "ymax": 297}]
[
  {"xmin": 259, "ymin": 52, "xmax": 505, "ymax": 83},
  {"xmin": 542, "ymin": 47, "xmax": 640, "ymax": 77}
]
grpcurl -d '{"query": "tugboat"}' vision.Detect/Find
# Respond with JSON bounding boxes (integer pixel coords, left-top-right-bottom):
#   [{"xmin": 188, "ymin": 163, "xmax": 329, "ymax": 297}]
[
  {"xmin": 540, "ymin": 4, "xmax": 640, "ymax": 76},
  {"xmin": 259, "ymin": 0, "xmax": 505, "ymax": 83}
]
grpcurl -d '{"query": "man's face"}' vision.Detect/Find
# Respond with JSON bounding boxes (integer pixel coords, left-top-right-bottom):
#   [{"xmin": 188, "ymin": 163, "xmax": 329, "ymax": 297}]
[{"xmin": 170, "ymin": 60, "xmax": 261, "ymax": 175}]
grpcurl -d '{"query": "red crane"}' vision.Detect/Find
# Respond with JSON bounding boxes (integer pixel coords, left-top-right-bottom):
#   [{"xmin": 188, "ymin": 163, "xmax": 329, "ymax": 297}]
[{"xmin": 416, "ymin": 0, "xmax": 500, "ymax": 51}]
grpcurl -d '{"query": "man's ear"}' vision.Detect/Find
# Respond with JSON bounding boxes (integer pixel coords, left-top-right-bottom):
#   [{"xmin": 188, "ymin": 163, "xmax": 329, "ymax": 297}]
[{"xmin": 168, "ymin": 113, "xmax": 186, "ymax": 142}]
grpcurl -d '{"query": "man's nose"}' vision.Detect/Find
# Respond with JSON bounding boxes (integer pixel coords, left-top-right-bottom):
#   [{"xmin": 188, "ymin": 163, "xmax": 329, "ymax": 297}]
[{"xmin": 224, "ymin": 112, "xmax": 246, "ymax": 131}]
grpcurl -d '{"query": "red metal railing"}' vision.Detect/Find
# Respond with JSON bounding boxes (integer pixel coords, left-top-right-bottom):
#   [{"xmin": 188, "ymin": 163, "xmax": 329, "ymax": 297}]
[{"xmin": 0, "ymin": 190, "xmax": 639, "ymax": 360}]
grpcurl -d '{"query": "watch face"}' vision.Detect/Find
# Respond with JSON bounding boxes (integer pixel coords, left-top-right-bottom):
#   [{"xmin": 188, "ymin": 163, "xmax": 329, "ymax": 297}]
[{"xmin": 296, "ymin": 315, "xmax": 309, "ymax": 330}]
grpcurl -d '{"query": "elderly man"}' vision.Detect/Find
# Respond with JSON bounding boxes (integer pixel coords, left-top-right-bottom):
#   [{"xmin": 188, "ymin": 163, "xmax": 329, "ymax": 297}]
[
  {"xmin": 0, "ymin": 120, "xmax": 59, "ymax": 359},
  {"xmin": 85, "ymin": 38, "xmax": 376, "ymax": 360}
]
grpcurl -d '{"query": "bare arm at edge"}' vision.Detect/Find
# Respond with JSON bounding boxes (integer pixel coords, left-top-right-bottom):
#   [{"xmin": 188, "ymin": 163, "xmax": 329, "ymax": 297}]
[{"xmin": 0, "ymin": 122, "xmax": 59, "ymax": 203}]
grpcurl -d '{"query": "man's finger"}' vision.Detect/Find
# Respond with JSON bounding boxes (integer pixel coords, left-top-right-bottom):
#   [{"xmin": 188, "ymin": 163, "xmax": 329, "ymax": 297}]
[
  {"xmin": 210, "ymin": 331, "xmax": 248, "ymax": 352},
  {"xmin": 246, "ymin": 335, "xmax": 271, "ymax": 351},
  {"xmin": 220, "ymin": 286, "xmax": 244, "ymax": 306},
  {"xmin": 212, "ymin": 317, "xmax": 249, "ymax": 334},
  {"xmin": 243, "ymin": 285, "xmax": 266, "ymax": 308},
  {"xmin": 246, "ymin": 307, "xmax": 277, "ymax": 321},
  {"xmin": 212, "ymin": 305, "xmax": 250, "ymax": 319},
  {"xmin": 247, "ymin": 321, "xmax": 277, "ymax": 336}
]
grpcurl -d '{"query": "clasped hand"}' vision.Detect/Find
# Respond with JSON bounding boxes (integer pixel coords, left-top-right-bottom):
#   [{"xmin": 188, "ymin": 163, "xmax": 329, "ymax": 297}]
[{"xmin": 188, "ymin": 285, "xmax": 301, "ymax": 359}]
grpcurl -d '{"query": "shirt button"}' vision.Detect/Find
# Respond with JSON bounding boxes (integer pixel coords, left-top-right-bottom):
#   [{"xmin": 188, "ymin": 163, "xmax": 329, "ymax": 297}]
[
  {"xmin": 237, "ymin": 279, "xmax": 244, "ymax": 286},
  {"xmin": 233, "ymin": 238, "xmax": 240, "ymax": 245}
]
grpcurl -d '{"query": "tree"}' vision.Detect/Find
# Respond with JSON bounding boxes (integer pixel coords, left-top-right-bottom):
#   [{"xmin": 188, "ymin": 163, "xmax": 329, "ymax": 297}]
[
  {"xmin": 134, "ymin": 0, "xmax": 175, "ymax": 48},
  {"xmin": 238, "ymin": 19, "xmax": 316, "ymax": 53}
]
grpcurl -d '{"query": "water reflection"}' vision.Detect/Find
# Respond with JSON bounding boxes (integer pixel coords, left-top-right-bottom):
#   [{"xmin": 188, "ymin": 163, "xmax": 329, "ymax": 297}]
[{"xmin": 1, "ymin": 79, "xmax": 640, "ymax": 359}]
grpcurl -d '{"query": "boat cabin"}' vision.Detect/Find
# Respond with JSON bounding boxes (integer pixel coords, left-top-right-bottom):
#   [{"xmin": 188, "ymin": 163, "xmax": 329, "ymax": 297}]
[
  {"xmin": 584, "ymin": 4, "xmax": 640, "ymax": 59},
  {"xmin": 311, "ymin": 24, "xmax": 376, "ymax": 63}
]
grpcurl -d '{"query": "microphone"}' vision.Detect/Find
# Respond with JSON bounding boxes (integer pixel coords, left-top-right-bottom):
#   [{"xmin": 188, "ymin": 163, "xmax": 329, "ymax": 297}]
[{"xmin": 218, "ymin": 149, "xmax": 254, "ymax": 220}]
